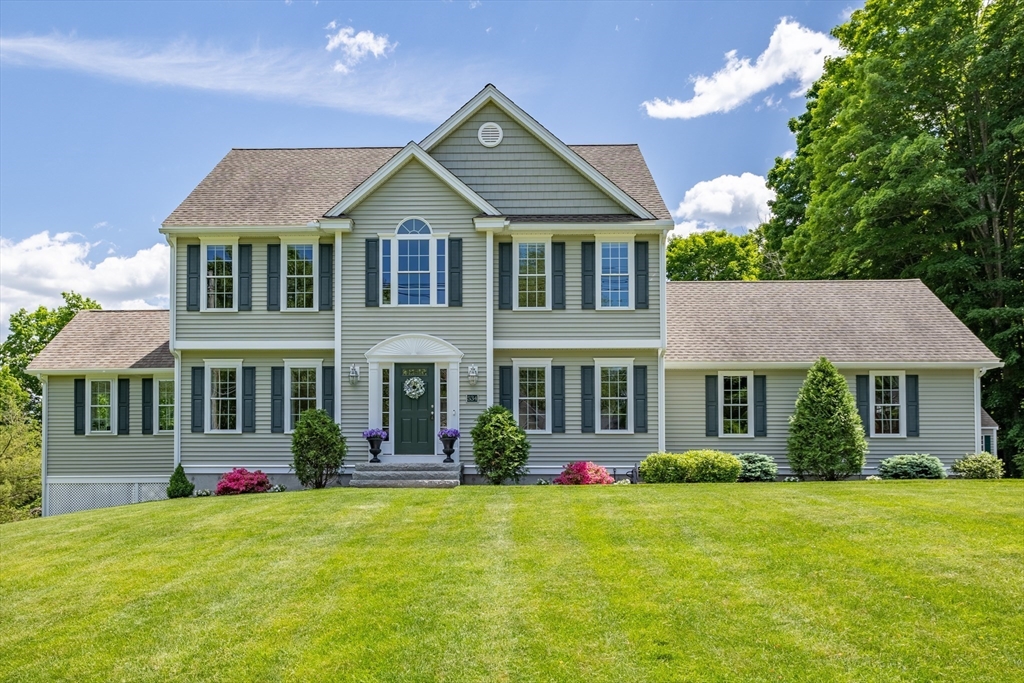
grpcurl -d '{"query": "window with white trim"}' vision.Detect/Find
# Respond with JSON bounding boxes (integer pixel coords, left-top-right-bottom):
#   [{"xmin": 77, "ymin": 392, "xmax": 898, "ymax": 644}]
[
  {"xmin": 284, "ymin": 243, "xmax": 316, "ymax": 310},
  {"xmin": 285, "ymin": 360, "xmax": 322, "ymax": 432},
  {"xmin": 157, "ymin": 379, "xmax": 175, "ymax": 433},
  {"xmin": 513, "ymin": 359, "xmax": 550, "ymax": 433},
  {"xmin": 87, "ymin": 379, "xmax": 113, "ymax": 434},
  {"xmin": 205, "ymin": 244, "xmax": 234, "ymax": 310},
  {"xmin": 381, "ymin": 218, "xmax": 448, "ymax": 306},
  {"xmin": 207, "ymin": 364, "xmax": 240, "ymax": 433},
  {"xmin": 719, "ymin": 372, "xmax": 753, "ymax": 436},
  {"xmin": 871, "ymin": 372, "xmax": 904, "ymax": 437},
  {"xmin": 381, "ymin": 367, "xmax": 391, "ymax": 438},
  {"xmin": 596, "ymin": 358, "xmax": 633, "ymax": 433},
  {"xmin": 439, "ymin": 368, "xmax": 449, "ymax": 428},
  {"xmin": 598, "ymin": 238, "xmax": 632, "ymax": 309},
  {"xmin": 514, "ymin": 238, "xmax": 550, "ymax": 309}
]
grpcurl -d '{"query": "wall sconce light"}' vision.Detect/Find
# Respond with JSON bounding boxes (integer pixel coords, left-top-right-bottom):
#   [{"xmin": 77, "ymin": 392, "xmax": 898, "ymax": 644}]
[
  {"xmin": 467, "ymin": 365, "xmax": 479, "ymax": 386},
  {"xmin": 349, "ymin": 364, "xmax": 360, "ymax": 385}
]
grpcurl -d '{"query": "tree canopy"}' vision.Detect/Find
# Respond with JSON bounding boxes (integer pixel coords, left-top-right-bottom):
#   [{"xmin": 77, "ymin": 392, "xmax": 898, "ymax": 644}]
[{"xmin": 666, "ymin": 230, "xmax": 762, "ymax": 281}]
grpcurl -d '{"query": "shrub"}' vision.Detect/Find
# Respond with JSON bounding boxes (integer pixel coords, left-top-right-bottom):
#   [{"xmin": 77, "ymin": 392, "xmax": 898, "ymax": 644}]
[
  {"xmin": 878, "ymin": 454, "xmax": 946, "ymax": 480},
  {"xmin": 471, "ymin": 406, "xmax": 530, "ymax": 484},
  {"xmin": 166, "ymin": 464, "xmax": 195, "ymax": 498},
  {"xmin": 291, "ymin": 409, "xmax": 346, "ymax": 489},
  {"xmin": 638, "ymin": 450, "xmax": 741, "ymax": 483},
  {"xmin": 553, "ymin": 461, "xmax": 614, "ymax": 485},
  {"xmin": 638, "ymin": 452, "xmax": 687, "ymax": 483},
  {"xmin": 215, "ymin": 468, "xmax": 271, "ymax": 495},
  {"xmin": 784, "ymin": 476, "xmax": 801, "ymax": 482},
  {"xmin": 195, "ymin": 489, "xmax": 212, "ymax": 497},
  {"xmin": 866, "ymin": 475, "xmax": 882, "ymax": 481},
  {"xmin": 952, "ymin": 452, "xmax": 1004, "ymax": 479},
  {"xmin": 787, "ymin": 357, "xmax": 867, "ymax": 480},
  {"xmin": 736, "ymin": 453, "xmax": 778, "ymax": 482}
]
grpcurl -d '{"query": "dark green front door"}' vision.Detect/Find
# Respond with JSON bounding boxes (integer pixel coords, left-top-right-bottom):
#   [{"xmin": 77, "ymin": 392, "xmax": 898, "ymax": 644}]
[{"xmin": 395, "ymin": 364, "xmax": 434, "ymax": 455}]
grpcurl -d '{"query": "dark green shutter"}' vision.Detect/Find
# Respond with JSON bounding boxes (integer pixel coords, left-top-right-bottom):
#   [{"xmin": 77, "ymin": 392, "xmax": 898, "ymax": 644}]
[
  {"xmin": 499, "ymin": 366, "xmax": 513, "ymax": 411},
  {"xmin": 365, "ymin": 238, "xmax": 379, "ymax": 307},
  {"xmin": 266, "ymin": 244, "xmax": 281, "ymax": 311},
  {"xmin": 552, "ymin": 366, "xmax": 565, "ymax": 433},
  {"xmin": 319, "ymin": 243, "xmax": 333, "ymax": 310},
  {"xmin": 754, "ymin": 375, "xmax": 766, "ymax": 437},
  {"xmin": 323, "ymin": 366, "xmax": 335, "ymax": 421},
  {"xmin": 581, "ymin": 366, "xmax": 595, "ymax": 433},
  {"xmin": 635, "ymin": 241, "xmax": 649, "ymax": 309},
  {"xmin": 117, "ymin": 378, "xmax": 130, "ymax": 435},
  {"xmin": 448, "ymin": 238, "xmax": 463, "ymax": 307},
  {"xmin": 552, "ymin": 242, "xmax": 566, "ymax": 310},
  {"xmin": 856, "ymin": 375, "xmax": 870, "ymax": 434},
  {"xmin": 705, "ymin": 375, "xmax": 718, "ymax": 437},
  {"xmin": 498, "ymin": 242, "xmax": 512, "ymax": 310},
  {"xmin": 581, "ymin": 242, "xmax": 595, "ymax": 309},
  {"xmin": 142, "ymin": 378, "xmax": 154, "ymax": 435},
  {"xmin": 74, "ymin": 378, "xmax": 85, "ymax": 435},
  {"xmin": 634, "ymin": 365, "xmax": 648, "ymax": 433},
  {"xmin": 191, "ymin": 367, "xmax": 204, "ymax": 433},
  {"xmin": 186, "ymin": 244, "xmax": 200, "ymax": 311},
  {"xmin": 271, "ymin": 367, "xmax": 285, "ymax": 433},
  {"xmin": 242, "ymin": 367, "xmax": 256, "ymax": 433},
  {"xmin": 238, "ymin": 244, "xmax": 252, "ymax": 311},
  {"xmin": 906, "ymin": 374, "xmax": 919, "ymax": 437}
]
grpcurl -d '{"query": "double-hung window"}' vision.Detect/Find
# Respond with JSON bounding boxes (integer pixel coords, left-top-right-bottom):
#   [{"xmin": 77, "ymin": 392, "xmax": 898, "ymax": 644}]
[
  {"xmin": 282, "ymin": 240, "xmax": 317, "ymax": 311},
  {"xmin": 206, "ymin": 361, "xmax": 241, "ymax": 433},
  {"xmin": 86, "ymin": 378, "xmax": 114, "ymax": 434},
  {"xmin": 514, "ymin": 238, "xmax": 550, "ymax": 309},
  {"xmin": 381, "ymin": 218, "xmax": 447, "ymax": 306},
  {"xmin": 157, "ymin": 378, "xmax": 175, "ymax": 433},
  {"xmin": 596, "ymin": 358, "xmax": 633, "ymax": 433},
  {"xmin": 870, "ymin": 371, "xmax": 904, "ymax": 437},
  {"xmin": 718, "ymin": 371, "xmax": 753, "ymax": 437},
  {"xmin": 598, "ymin": 238, "xmax": 632, "ymax": 309},
  {"xmin": 203, "ymin": 242, "xmax": 236, "ymax": 311},
  {"xmin": 285, "ymin": 360, "xmax": 322, "ymax": 432},
  {"xmin": 513, "ymin": 359, "xmax": 551, "ymax": 433}
]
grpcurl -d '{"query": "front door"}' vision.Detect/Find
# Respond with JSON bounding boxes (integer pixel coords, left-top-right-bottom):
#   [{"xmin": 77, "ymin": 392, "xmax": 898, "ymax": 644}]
[{"xmin": 395, "ymin": 364, "xmax": 434, "ymax": 455}]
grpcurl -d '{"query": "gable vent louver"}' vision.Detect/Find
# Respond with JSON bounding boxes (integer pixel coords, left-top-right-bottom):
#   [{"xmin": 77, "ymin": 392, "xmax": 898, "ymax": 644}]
[{"xmin": 477, "ymin": 122, "xmax": 503, "ymax": 148}]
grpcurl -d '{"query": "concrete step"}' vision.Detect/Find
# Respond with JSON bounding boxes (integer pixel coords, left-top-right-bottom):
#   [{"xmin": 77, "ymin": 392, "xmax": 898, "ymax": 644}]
[
  {"xmin": 353, "ymin": 463, "xmax": 462, "ymax": 473},
  {"xmin": 349, "ymin": 479, "xmax": 460, "ymax": 489},
  {"xmin": 351, "ymin": 470, "xmax": 461, "ymax": 481}
]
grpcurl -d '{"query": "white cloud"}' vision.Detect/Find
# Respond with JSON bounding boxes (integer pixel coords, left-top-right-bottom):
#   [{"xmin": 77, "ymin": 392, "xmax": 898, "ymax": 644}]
[
  {"xmin": 642, "ymin": 18, "xmax": 843, "ymax": 119},
  {"xmin": 0, "ymin": 231, "xmax": 169, "ymax": 339},
  {"xmin": 325, "ymin": 26, "xmax": 395, "ymax": 74},
  {"xmin": 0, "ymin": 32, "xmax": 481, "ymax": 121},
  {"xmin": 669, "ymin": 173, "xmax": 774, "ymax": 238}
]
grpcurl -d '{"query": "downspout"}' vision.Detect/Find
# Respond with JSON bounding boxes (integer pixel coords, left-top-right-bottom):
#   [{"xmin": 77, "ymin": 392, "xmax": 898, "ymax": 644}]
[
  {"xmin": 658, "ymin": 230, "xmax": 668, "ymax": 453},
  {"xmin": 486, "ymin": 229, "xmax": 494, "ymax": 407},
  {"xmin": 335, "ymin": 230, "xmax": 343, "ymax": 424},
  {"xmin": 173, "ymin": 350, "xmax": 181, "ymax": 467},
  {"xmin": 975, "ymin": 368, "xmax": 986, "ymax": 454},
  {"xmin": 168, "ymin": 236, "xmax": 181, "ymax": 468},
  {"xmin": 39, "ymin": 374, "xmax": 48, "ymax": 516}
]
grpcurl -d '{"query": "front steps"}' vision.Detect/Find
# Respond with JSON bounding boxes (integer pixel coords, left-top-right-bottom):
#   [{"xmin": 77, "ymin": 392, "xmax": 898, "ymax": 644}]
[{"xmin": 349, "ymin": 462, "xmax": 462, "ymax": 488}]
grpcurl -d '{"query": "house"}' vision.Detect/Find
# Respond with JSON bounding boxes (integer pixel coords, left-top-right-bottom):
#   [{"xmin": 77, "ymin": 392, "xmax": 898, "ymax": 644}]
[{"xmin": 27, "ymin": 85, "xmax": 1002, "ymax": 515}]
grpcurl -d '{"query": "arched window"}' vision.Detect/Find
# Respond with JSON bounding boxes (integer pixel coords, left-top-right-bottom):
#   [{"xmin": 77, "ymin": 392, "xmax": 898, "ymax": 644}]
[{"xmin": 381, "ymin": 218, "xmax": 447, "ymax": 306}]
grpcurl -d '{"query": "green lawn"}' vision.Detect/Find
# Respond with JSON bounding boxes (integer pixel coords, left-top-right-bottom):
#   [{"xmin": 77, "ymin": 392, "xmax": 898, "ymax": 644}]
[{"xmin": 2, "ymin": 482, "xmax": 1022, "ymax": 682}]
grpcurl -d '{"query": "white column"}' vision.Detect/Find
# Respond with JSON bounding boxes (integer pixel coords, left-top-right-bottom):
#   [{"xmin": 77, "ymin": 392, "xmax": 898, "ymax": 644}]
[
  {"xmin": 486, "ymin": 230, "xmax": 494, "ymax": 406},
  {"xmin": 335, "ymin": 230, "xmax": 343, "ymax": 423},
  {"xmin": 173, "ymin": 350, "xmax": 182, "ymax": 467},
  {"xmin": 974, "ymin": 368, "xmax": 984, "ymax": 454}
]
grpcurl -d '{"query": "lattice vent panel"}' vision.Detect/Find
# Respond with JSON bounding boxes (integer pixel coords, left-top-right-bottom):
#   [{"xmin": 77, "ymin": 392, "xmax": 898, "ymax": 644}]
[
  {"xmin": 138, "ymin": 483, "xmax": 167, "ymax": 503},
  {"xmin": 48, "ymin": 483, "xmax": 133, "ymax": 516}
]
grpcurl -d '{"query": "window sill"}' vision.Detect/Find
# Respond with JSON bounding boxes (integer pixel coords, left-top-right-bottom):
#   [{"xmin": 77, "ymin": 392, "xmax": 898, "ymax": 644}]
[
  {"xmin": 869, "ymin": 434, "xmax": 906, "ymax": 439},
  {"xmin": 84, "ymin": 432, "xmax": 115, "ymax": 436},
  {"xmin": 198, "ymin": 308, "xmax": 238, "ymax": 313},
  {"xmin": 204, "ymin": 429, "xmax": 242, "ymax": 435},
  {"xmin": 596, "ymin": 430, "xmax": 634, "ymax": 435},
  {"xmin": 512, "ymin": 307, "xmax": 552, "ymax": 312},
  {"xmin": 718, "ymin": 434, "xmax": 755, "ymax": 438},
  {"xmin": 595, "ymin": 306, "xmax": 636, "ymax": 312}
]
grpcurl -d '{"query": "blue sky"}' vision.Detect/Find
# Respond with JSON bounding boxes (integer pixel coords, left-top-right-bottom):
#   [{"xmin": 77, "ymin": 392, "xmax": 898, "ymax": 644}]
[{"xmin": 0, "ymin": 0, "xmax": 857, "ymax": 336}]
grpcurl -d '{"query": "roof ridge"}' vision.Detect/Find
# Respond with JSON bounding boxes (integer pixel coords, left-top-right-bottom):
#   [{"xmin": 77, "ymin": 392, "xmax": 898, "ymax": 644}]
[
  {"xmin": 666, "ymin": 279, "xmax": 925, "ymax": 284},
  {"xmin": 230, "ymin": 146, "xmax": 403, "ymax": 151}
]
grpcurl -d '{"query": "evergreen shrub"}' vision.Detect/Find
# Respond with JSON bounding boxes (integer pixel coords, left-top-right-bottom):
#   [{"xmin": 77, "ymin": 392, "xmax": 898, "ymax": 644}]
[
  {"xmin": 471, "ymin": 406, "xmax": 530, "ymax": 484},
  {"xmin": 878, "ymin": 454, "xmax": 946, "ymax": 479},
  {"xmin": 291, "ymin": 409, "xmax": 346, "ymax": 489},
  {"xmin": 166, "ymin": 464, "xmax": 195, "ymax": 498},
  {"xmin": 952, "ymin": 452, "xmax": 1004, "ymax": 479},
  {"xmin": 736, "ymin": 453, "xmax": 778, "ymax": 482}
]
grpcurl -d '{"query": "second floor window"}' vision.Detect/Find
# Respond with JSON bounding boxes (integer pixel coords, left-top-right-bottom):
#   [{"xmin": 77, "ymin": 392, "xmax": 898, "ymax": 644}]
[
  {"xmin": 285, "ymin": 244, "xmax": 315, "ymax": 310},
  {"xmin": 516, "ymin": 241, "xmax": 548, "ymax": 309},
  {"xmin": 600, "ymin": 241, "xmax": 630, "ymax": 308},
  {"xmin": 382, "ymin": 218, "xmax": 447, "ymax": 306},
  {"xmin": 206, "ymin": 245, "xmax": 233, "ymax": 309}
]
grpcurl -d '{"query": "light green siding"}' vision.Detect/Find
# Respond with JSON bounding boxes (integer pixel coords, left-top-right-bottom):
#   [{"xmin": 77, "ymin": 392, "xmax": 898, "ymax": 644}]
[
  {"xmin": 430, "ymin": 103, "xmax": 627, "ymax": 215},
  {"xmin": 174, "ymin": 237, "xmax": 334, "ymax": 343},
  {"xmin": 494, "ymin": 235, "xmax": 662, "ymax": 341},
  {"xmin": 493, "ymin": 350, "xmax": 660, "ymax": 470},
  {"xmin": 45, "ymin": 376, "xmax": 173, "ymax": 476},
  {"xmin": 664, "ymin": 368, "xmax": 977, "ymax": 474}
]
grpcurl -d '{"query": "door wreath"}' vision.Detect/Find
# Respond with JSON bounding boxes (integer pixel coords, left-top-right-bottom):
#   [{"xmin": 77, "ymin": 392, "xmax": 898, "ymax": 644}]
[{"xmin": 403, "ymin": 376, "xmax": 426, "ymax": 400}]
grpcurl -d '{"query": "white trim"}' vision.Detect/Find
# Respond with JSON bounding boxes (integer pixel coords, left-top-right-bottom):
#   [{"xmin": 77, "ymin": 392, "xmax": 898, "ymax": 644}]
[
  {"xmin": 493, "ymin": 338, "xmax": 662, "ymax": 350},
  {"xmin": 418, "ymin": 85, "xmax": 655, "ymax": 219},
  {"xmin": 334, "ymin": 230, "xmax": 343, "ymax": 423},
  {"xmin": 486, "ymin": 230, "xmax": 494, "ymax": 407},
  {"xmin": 868, "ymin": 370, "xmax": 906, "ymax": 438},
  {"xmin": 595, "ymin": 357, "xmax": 634, "ymax": 434},
  {"xmin": 85, "ymin": 375, "xmax": 116, "ymax": 435},
  {"xmin": 325, "ymin": 142, "xmax": 500, "ymax": 217},
  {"xmin": 280, "ymin": 236, "xmax": 320, "ymax": 312},
  {"xmin": 974, "ymin": 368, "xmax": 984, "ymax": 454},
  {"xmin": 477, "ymin": 121, "xmax": 504, "ymax": 147},
  {"xmin": 664, "ymin": 361, "xmax": 1002, "ymax": 370},
  {"xmin": 364, "ymin": 334, "xmax": 465, "ymax": 364},
  {"xmin": 504, "ymin": 220, "xmax": 674, "ymax": 232},
  {"xmin": 40, "ymin": 377, "xmax": 49, "ymax": 515},
  {"xmin": 475, "ymin": 216, "xmax": 510, "ymax": 232},
  {"xmin": 717, "ymin": 371, "xmax": 755, "ymax": 438},
  {"xmin": 379, "ymin": 218, "xmax": 450, "ymax": 307},
  {"xmin": 168, "ymin": 236, "xmax": 177, "ymax": 353},
  {"xmin": 172, "ymin": 350, "xmax": 182, "ymax": 467},
  {"xmin": 155, "ymin": 377, "xmax": 176, "ymax": 434},
  {"xmin": 658, "ymin": 232, "xmax": 667, "ymax": 452},
  {"xmin": 46, "ymin": 475, "xmax": 172, "ymax": 484},
  {"xmin": 657, "ymin": 349, "xmax": 665, "ymax": 452},
  {"xmin": 173, "ymin": 340, "xmax": 335, "ymax": 351},
  {"xmin": 512, "ymin": 358, "xmax": 552, "ymax": 434},
  {"xmin": 199, "ymin": 237, "xmax": 239, "ymax": 312},
  {"xmin": 596, "ymin": 235, "xmax": 635, "ymax": 310},
  {"xmin": 284, "ymin": 359, "xmax": 323, "ymax": 433},
  {"xmin": 204, "ymin": 360, "xmax": 243, "ymax": 434},
  {"xmin": 435, "ymin": 362, "xmax": 461, "ymax": 457},
  {"xmin": 512, "ymin": 235, "xmax": 552, "ymax": 311}
]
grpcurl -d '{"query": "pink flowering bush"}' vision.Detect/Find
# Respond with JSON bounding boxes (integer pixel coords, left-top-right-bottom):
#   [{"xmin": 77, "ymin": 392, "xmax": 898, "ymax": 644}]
[
  {"xmin": 215, "ymin": 468, "xmax": 272, "ymax": 495},
  {"xmin": 552, "ymin": 461, "xmax": 615, "ymax": 485}
]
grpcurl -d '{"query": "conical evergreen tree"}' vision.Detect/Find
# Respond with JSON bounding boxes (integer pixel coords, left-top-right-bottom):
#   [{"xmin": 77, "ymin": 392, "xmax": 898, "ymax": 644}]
[{"xmin": 166, "ymin": 464, "xmax": 195, "ymax": 498}]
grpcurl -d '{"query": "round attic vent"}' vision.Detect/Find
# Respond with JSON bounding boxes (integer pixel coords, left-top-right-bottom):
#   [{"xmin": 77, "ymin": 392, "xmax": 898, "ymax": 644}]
[{"xmin": 477, "ymin": 122, "xmax": 503, "ymax": 147}]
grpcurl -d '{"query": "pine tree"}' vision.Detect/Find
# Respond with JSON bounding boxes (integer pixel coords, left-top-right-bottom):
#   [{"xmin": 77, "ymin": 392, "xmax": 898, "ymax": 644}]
[{"xmin": 166, "ymin": 464, "xmax": 195, "ymax": 499}]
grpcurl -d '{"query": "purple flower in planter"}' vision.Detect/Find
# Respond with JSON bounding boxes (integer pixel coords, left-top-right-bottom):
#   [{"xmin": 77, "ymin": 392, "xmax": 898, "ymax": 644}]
[
  {"xmin": 438, "ymin": 428, "xmax": 460, "ymax": 440},
  {"xmin": 362, "ymin": 428, "xmax": 388, "ymax": 440}
]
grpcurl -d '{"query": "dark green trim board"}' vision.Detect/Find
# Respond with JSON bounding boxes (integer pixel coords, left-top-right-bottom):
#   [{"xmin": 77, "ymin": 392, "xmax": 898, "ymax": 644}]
[
  {"xmin": 906, "ymin": 374, "xmax": 920, "ymax": 437},
  {"xmin": 238, "ymin": 244, "xmax": 252, "ymax": 311},
  {"xmin": 498, "ymin": 242, "xmax": 512, "ymax": 310},
  {"xmin": 271, "ymin": 367, "xmax": 285, "ymax": 433},
  {"xmin": 581, "ymin": 365, "xmax": 595, "ymax": 433},
  {"xmin": 186, "ymin": 244, "xmax": 200, "ymax": 312},
  {"xmin": 499, "ymin": 366, "xmax": 513, "ymax": 411},
  {"xmin": 581, "ymin": 242, "xmax": 595, "ymax": 309},
  {"xmin": 552, "ymin": 242, "xmax": 566, "ymax": 310},
  {"xmin": 191, "ymin": 367, "xmax": 204, "ymax": 433},
  {"xmin": 634, "ymin": 365, "xmax": 648, "ymax": 433},
  {"xmin": 74, "ymin": 379, "xmax": 85, "ymax": 435},
  {"xmin": 635, "ymin": 241, "xmax": 649, "ymax": 309},
  {"xmin": 141, "ymin": 378, "xmax": 154, "ymax": 435},
  {"xmin": 117, "ymin": 378, "xmax": 130, "ymax": 435},
  {"xmin": 322, "ymin": 366, "xmax": 335, "ymax": 421},
  {"xmin": 552, "ymin": 365, "xmax": 565, "ymax": 433},
  {"xmin": 448, "ymin": 238, "xmax": 463, "ymax": 307},
  {"xmin": 365, "ymin": 239, "xmax": 379, "ymax": 307},
  {"xmin": 705, "ymin": 375, "xmax": 718, "ymax": 437},
  {"xmin": 266, "ymin": 244, "xmax": 281, "ymax": 311},
  {"xmin": 319, "ymin": 243, "xmax": 333, "ymax": 311},
  {"xmin": 242, "ymin": 367, "xmax": 256, "ymax": 433},
  {"xmin": 754, "ymin": 375, "xmax": 767, "ymax": 437},
  {"xmin": 856, "ymin": 375, "xmax": 870, "ymax": 432}
]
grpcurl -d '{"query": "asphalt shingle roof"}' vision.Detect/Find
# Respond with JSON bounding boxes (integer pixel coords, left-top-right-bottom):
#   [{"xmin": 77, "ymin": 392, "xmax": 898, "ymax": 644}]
[
  {"xmin": 27, "ymin": 310, "xmax": 173, "ymax": 371},
  {"xmin": 666, "ymin": 280, "xmax": 1000, "ymax": 365}
]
